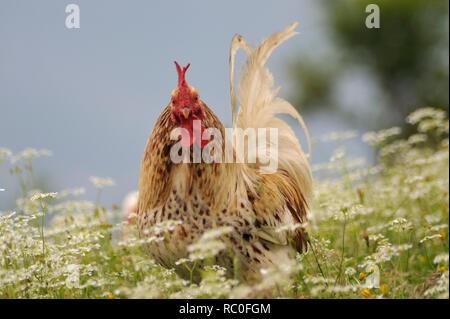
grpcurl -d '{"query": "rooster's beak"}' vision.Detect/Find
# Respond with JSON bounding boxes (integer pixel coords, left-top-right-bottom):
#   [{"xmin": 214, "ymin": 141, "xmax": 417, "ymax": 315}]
[{"xmin": 182, "ymin": 108, "xmax": 190, "ymax": 119}]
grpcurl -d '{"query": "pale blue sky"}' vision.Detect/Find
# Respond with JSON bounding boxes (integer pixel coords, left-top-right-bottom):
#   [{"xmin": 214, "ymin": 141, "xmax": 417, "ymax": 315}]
[{"xmin": 0, "ymin": 0, "xmax": 374, "ymax": 207}]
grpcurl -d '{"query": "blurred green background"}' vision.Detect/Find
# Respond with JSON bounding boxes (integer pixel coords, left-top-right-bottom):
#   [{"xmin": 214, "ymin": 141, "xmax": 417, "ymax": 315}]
[{"xmin": 289, "ymin": 0, "xmax": 449, "ymax": 136}]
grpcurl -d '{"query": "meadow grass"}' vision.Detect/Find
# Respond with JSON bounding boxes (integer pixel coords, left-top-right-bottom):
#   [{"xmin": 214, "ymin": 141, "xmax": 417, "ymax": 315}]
[{"xmin": 0, "ymin": 107, "xmax": 448, "ymax": 299}]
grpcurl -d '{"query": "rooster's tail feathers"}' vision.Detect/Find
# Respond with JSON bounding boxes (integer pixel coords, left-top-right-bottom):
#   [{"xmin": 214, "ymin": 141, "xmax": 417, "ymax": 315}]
[{"xmin": 229, "ymin": 22, "xmax": 312, "ymax": 205}]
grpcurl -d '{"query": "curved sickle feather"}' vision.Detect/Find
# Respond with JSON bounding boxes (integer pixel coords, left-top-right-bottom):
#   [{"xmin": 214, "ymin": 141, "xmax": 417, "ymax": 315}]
[
  {"xmin": 229, "ymin": 34, "xmax": 251, "ymax": 127},
  {"xmin": 228, "ymin": 24, "xmax": 312, "ymax": 162}
]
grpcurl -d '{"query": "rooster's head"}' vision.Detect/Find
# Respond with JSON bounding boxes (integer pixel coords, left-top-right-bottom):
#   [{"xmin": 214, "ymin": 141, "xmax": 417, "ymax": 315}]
[
  {"xmin": 170, "ymin": 61, "xmax": 204, "ymax": 124},
  {"xmin": 170, "ymin": 61, "xmax": 207, "ymax": 148}
]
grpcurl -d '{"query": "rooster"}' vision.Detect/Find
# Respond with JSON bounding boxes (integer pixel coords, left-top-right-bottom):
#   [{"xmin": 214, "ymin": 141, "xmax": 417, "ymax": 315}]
[{"xmin": 137, "ymin": 22, "xmax": 312, "ymax": 281}]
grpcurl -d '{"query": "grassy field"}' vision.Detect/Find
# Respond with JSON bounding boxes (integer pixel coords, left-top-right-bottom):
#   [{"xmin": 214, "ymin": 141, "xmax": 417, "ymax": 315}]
[{"xmin": 0, "ymin": 107, "xmax": 448, "ymax": 299}]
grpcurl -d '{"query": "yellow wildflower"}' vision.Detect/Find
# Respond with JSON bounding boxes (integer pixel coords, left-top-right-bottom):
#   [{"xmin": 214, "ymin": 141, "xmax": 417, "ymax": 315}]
[
  {"xmin": 438, "ymin": 231, "xmax": 446, "ymax": 239},
  {"xmin": 361, "ymin": 289, "xmax": 371, "ymax": 298},
  {"xmin": 419, "ymin": 256, "xmax": 426, "ymax": 263},
  {"xmin": 359, "ymin": 272, "xmax": 367, "ymax": 280},
  {"xmin": 438, "ymin": 266, "xmax": 446, "ymax": 274},
  {"xmin": 379, "ymin": 284, "xmax": 389, "ymax": 295}
]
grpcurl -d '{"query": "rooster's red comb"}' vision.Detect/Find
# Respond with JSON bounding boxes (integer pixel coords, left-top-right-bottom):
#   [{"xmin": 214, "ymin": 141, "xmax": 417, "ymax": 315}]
[{"xmin": 174, "ymin": 61, "xmax": 190, "ymax": 88}]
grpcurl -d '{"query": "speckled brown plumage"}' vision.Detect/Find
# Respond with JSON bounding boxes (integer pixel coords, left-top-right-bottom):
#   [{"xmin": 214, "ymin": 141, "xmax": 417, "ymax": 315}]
[{"xmin": 138, "ymin": 103, "xmax": 309, "ymax": 281}]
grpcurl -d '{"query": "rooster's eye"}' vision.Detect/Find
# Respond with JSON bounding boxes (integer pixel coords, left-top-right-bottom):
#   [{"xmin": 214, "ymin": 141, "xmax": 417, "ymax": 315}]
[{"xmin": 194, "ymin": 96, "xmax": 198, "ymax": 101}]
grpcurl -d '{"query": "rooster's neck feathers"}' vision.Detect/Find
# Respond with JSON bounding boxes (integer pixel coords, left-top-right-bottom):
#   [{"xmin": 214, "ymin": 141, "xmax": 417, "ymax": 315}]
[{"xmin": 138, "ymin": 101, "xmax": 231, "ymax": 215}]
